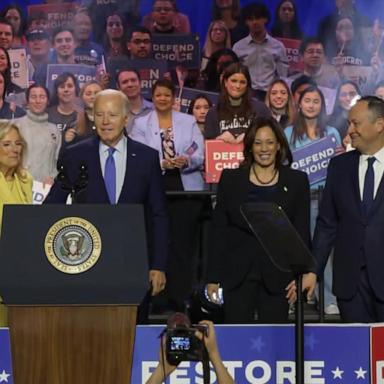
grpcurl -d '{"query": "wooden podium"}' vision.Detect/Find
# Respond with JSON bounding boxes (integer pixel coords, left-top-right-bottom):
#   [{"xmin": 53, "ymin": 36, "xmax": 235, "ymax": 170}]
[{"xmin": 0, "ymin": 205, "xmax": 149, "ymax": 384}]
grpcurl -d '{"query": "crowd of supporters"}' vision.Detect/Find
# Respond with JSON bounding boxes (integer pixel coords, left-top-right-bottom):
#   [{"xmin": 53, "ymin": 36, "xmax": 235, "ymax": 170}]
[{"xmin": 1, "ymin": 0, "xmax": 384, "ymax": 321}]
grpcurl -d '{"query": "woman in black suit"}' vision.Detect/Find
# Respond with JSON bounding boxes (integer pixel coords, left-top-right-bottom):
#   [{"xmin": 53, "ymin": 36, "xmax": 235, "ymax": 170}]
[{"xmin": 206, "ymin": 116, "xmax": 314, "ymax": 323}]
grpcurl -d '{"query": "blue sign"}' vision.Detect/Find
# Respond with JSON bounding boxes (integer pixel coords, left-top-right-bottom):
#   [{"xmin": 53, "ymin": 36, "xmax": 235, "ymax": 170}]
[
  {"xmin": 0, "ymin": 329, "xmax": 13, "ymax": 384},
  {"xmin": 291, "ymin": 135, "xmax": 338, "ymax": 185},
  {"xmin": 46, "ymin": 64, "xmax": 97, "ymax": 94},
  {"xmin": 132, "ymin": 324, "xmax": 369, "ymax": 383},
  {"xmin": 175, "ymin": 86, "xmax": 219, "ymax": 114},
  {"xmin": 152, "ymin": 34, "xmax": 201, "ymax": 69}
]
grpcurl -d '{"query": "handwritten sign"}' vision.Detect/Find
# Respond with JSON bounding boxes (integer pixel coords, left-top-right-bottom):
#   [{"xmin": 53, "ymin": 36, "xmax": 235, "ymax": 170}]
[{"xmin": 7, "ymin": 48, "xmax": 28, "ymax": 89}]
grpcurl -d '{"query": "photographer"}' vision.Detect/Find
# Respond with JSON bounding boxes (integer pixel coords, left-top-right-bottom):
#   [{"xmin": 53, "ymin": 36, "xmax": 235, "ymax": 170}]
[{"xmin": 146, "ymin": 320, "xmax": 234, "ymax": 384}]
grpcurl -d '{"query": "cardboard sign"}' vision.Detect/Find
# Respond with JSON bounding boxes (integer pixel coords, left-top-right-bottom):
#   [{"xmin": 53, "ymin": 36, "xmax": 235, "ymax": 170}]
[
  {"xmin": 152, "ymin": 34, "xmax": 200, "ymax": 69},
  {"xmin": 277, "ymin": 38, "xmax": 304, "ymax": 73},
  {"xmin": 107, "ymin": 58, "xmax": 167, "ymax": 98},
  {"xmin": 7, "ymin": 48, "xmax": 28, "ymax": 89},
  {"xmin": 46, "ymin": 64, "xmax": 97, "ymax": 93},
  {"xmin": 27, "ymin": 3, "xmax": 78, "ymax": 34},
  {"xmin": 291, "ymin": 135, "xmax": 338, "ymax": 185},
  {"xmin": 174, "ymin": 86, "xmax": 218, "ymax": 113},
  {"xmin": 205, "ymin": 140, "xmax": 244, "ymax": 183}
]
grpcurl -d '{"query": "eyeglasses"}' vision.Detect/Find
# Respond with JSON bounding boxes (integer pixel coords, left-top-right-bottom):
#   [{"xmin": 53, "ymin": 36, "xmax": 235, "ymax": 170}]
[
  {"xmin": 304, "ymin": 49, "xmax": 324, "ymax": 55},
  {"xmin": 340, "ymin": 91, "xmax": 358, "ymax": 98},
  {"xmin": 153, "ymin": 7, "xmax": 173, "ymax": 12},
  {"xmin": 131, "ymin": 39, "xmax": 151, "ymax": 45},
  {"xmin": 107, "ymin": 21, "xmax": 122, "ymax": 27}
]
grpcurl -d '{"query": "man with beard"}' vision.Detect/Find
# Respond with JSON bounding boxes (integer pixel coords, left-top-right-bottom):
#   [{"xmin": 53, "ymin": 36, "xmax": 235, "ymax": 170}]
[{"xmin": 126, "ymin": 26, "xmax": 152, "ymax": 59}]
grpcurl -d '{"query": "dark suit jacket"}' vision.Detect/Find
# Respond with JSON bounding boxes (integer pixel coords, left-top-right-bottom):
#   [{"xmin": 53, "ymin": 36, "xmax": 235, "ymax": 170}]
[
  {"xmin": 45, "ymin": 135, "xmax": 168, "ymax": 271},
  {"xmin": 313, "ymin": 150, "xmax": 384, "ymax": 301},
  {"xmin": 206, "ymin": 166, "xmax": 311, "ymax": 292}
]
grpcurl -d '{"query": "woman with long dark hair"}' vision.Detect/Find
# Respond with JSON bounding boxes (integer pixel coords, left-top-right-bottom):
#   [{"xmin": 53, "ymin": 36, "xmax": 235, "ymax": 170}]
[
  {"xmin": 187, "ymin": 94, "xmax": 212, "ymax": 134},
  {"xmin": 1, "ymin": 4, "xmax": 26, "ymax": 47},
  {"xmin": 206, "ymin": 116, "xmax": 314, "ymax": 323},
  {"xmin": 205, "ymin": 62, "xmax": 270, "ymax": 143},
  {"xmin": 285, "ymin": 85, "xmax": 342, "ymax": 315},
  {"xmin": 102, "ymin": 12, "xmax": 128, "ymax": 58},
  {"xmin": 271, "ymin": 0, "xmax": 302, "ymax": 40},
  {"xmin": 0, "ymin": 71, "xmax": 25, "ymax": 119},
  {"xmin": 265, "ymin": 78, "xmax": 295, "ymax": 129}
]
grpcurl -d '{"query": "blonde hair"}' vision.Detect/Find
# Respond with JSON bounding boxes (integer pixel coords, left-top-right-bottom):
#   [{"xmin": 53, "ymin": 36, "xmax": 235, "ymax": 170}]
[
  {"xmin": 203, "ymin": 20, "xmax": 231, "ymax": 58},
  {"xmin": 0, "ymin": 120, "xmax": 28, "ymax": 180}
]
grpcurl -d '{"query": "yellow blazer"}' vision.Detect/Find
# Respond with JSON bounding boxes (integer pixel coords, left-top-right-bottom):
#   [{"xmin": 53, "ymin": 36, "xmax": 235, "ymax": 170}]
[{"xmin": 0, "ymin": 170, "xmax": 33, "ymax": 233}]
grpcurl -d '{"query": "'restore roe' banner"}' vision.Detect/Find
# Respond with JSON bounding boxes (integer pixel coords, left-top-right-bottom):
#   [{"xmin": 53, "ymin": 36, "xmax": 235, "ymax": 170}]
[
  {"xmin": 132, "ymin": 324, "xmax": 370, "ymax": 383},
  {"xmin": 291, "ymin": 135, "xmax": 338, "ymax": 186}
]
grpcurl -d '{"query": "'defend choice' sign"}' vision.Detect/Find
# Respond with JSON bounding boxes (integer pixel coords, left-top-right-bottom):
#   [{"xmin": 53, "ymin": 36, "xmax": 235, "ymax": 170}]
[{"xmin": 291, "ymin": 135, "xmax": 338, "ymax": 186}]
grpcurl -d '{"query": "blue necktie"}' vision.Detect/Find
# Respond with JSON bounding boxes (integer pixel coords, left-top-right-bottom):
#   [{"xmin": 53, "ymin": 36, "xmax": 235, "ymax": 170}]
[
  {"xmin": 362, "ymin": 157, "xmax": 376, "ymax": 215},
  {"xmin": 105, "ymin": 147, "xmax": 116, "ymax": 204}
]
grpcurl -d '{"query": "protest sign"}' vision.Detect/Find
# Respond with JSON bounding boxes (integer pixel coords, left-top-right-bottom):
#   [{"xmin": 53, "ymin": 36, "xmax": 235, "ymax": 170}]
[
  {"xmin": 106, "ymin": 58, "xmax": 167, "ymax": 98},
  {"xmin": 205, "ymin": 140, "xmax": 244, "ymax": 183},
  {"xmin": 46, "ymin": 64, "xmax": 97, "ymax": 93},
  {"xmin": 277, "ymin": 38, "xmax": 304, "ymax": 74},
  {"xmin": 152, "ymin": 34, "xmax": 200, "ymax": 69},
  {"xmin": 291, "ymin": 135, "xmax": 338, "ymax": 185},
  {"xmin": 174, "ymin": 86, "xmax": 218, "ymax": 113},
  {"xmin": 32, "ymin": 181, "xmax": 52, "ymax": 205},
  {"xmin": 27, "ymin": 3, "xmax": 78, "ymax": 34},
  {"xmin": 7, "ymin": 48, "xmax": 28, "ymax": 89}
]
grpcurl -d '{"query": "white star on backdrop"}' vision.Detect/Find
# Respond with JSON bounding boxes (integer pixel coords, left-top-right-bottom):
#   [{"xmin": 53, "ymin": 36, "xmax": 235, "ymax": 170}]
[
  {"xmin": 355, "ymin": 367, "xmax": 367, "ymax": 379},
  {"xmin": 0, "ymin": 369, "xmax": 10, "ymax": 383},
  {"xmin": 331, "ymin": 366, "xmax": 344, "ymax": 379}
]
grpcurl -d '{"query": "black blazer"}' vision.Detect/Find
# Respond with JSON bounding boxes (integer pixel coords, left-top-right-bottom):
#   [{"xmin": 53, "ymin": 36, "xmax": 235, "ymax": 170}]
[
  {"xmin": 45, "ymin": 135, "xmax": 169, "ymax": 272},
  {"xmin": 313, "ymin": 150, "xmax": 384, "ymax": 301},
  {"xmin": 207, "ymin": 166, "xmax": 311, "ymax": 292}
]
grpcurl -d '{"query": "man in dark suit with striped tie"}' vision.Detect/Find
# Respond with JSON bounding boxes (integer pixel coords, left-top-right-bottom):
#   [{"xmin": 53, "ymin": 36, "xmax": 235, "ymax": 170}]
[
  {"xmin": 45, "ymin": 89, "xmax": 168, "ymax": 296},
  {"xmin": 310, "ymin": 96, "xmax": 384, "ymax": 322}
]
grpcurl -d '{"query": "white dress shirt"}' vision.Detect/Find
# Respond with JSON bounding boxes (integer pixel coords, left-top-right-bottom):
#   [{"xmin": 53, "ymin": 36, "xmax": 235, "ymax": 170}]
[
  {"xmin": 99, "ymin": 135, "xmax": 127, "ymax": 203},
  {"xmin": 358, "ymin": 146, "xmax": 384, "ymax": 200}
]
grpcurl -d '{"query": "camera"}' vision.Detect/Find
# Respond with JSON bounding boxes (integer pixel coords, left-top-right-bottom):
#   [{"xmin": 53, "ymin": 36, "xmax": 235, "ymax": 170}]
[{"xmin": 165, "ymin": 313, "xmax": 208, "ymax": 365}]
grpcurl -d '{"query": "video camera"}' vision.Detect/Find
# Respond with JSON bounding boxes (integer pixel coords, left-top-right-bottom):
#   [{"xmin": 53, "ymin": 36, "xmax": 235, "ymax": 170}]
[{"xmin": 164, "ymin": 312, "xmax": 208, "ymax": 365}]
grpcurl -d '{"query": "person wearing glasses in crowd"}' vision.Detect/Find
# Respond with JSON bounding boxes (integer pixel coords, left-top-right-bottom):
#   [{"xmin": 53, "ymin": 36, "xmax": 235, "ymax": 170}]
[
  {"xmin": 143, "ymin": 0, "xmax": 191, "ymax": 35},
  {"xmin": 201, "ymin": 20, "xmax": 231, "ymax": 72},
  {"xmin": 126, "ymin": 26, "xmax": 153, "ymax": 59},
  {"xmin": 289, "ymin": 37, "xmax": 340, "ymax": 89}
]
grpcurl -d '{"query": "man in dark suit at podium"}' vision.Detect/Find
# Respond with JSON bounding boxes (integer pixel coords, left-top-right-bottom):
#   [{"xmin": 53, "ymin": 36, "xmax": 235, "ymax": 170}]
[
  {"xmin": 312, "ymin": 96, "xmax": 384, "ymax": 322},
  {"xmin": 45, "ymin": 89, "xmax": 168, "ymax": 296}
]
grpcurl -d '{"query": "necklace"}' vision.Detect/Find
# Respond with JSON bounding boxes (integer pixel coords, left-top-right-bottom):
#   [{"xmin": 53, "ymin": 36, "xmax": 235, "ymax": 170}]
[{"xmin": 252, "ymin": 164, "xmax": 278, "ymax": 185}]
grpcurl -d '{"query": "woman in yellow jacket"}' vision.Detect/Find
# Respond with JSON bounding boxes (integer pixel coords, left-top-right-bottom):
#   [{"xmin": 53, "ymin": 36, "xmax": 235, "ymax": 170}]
[{"xmin": 0, "ymin": 121, "xmax": 33, "ymax": 325}]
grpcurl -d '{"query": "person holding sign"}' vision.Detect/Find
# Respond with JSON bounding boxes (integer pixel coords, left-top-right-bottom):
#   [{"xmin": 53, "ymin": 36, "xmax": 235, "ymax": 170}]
[
  {"xmin": 206, "ymin": 116, "xmax": 313, "ymax": 323},
  {"xmin": 285, "ymin": 85, "xmax": 342, "ymax": 315},
  {"xmin": 204, "ymin": 62, "xmax": 270, "ymax": 144},
  {"xmin": 131, "ymin": 78, "xmax": 205, "ymax": 311},
  {"xmin": 312, "ymin": 96, "xmax": 384, "ymax": 322},
  {"xmin": 0, "ymin": 71, "xmax": 25, "ymax": 119}
]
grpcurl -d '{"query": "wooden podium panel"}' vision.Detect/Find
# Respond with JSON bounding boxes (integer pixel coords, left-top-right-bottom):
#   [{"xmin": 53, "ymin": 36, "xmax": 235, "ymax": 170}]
[{"xmin": 8, "ymin": 305, "xmax": 137, "ymax": 384}]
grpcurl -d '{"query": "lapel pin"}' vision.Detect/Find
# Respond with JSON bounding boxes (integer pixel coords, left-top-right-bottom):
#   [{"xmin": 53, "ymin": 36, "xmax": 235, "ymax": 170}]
[
  {"xmin": 131, "ymin": 153, "xmax": 136, "ymax": 157},
  {"xmin": 284, "ymin": 186, "xmax": 288, "ymax": 192}
]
